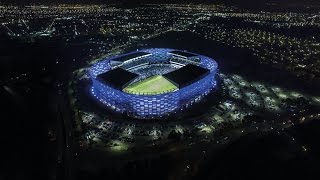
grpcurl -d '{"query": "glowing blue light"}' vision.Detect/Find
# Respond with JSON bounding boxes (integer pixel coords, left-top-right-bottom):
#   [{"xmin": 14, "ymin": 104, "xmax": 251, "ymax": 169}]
[{"xmin": 89, "ymin": 48, "xmax": 218, "ymax": 119}]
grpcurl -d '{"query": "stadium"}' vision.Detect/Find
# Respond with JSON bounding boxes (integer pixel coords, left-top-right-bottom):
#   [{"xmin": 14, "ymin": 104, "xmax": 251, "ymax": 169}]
[{"xmin": 89, "ymin": 48, "xmax": 218, "ymax": 119}]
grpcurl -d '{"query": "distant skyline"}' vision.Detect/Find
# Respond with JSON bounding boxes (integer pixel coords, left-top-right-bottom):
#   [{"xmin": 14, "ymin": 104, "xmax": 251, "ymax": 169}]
[
  {"xmin": 1, "ymin": 0, "xmax": 319, "ymax": 13},
  {"xmin": 1, "ymin": 0, "xmax": 320, "ymax": 5}
]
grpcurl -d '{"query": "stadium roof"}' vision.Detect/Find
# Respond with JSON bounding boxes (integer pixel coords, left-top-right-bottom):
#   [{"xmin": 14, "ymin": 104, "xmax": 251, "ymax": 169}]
[
  {"xmin": 169, "ymin": 50, "xmax": 197, "ymax": 58},
  {"xmin": 97, "ymin": 68, "xmax": 138, "ymax": 90},
  {"xmin": 163, "ymin": 64, "xmax": 209, "ymax": 88},
  {"xmin": 111, "ymin": 52, "xmax": 150, "ymax": 62}
]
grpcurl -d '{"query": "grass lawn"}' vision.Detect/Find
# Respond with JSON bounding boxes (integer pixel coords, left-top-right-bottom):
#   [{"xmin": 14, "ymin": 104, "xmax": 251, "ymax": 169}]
[{"xmin": 123, "ymin": 75, "xmax": 178, "ymax": 95}]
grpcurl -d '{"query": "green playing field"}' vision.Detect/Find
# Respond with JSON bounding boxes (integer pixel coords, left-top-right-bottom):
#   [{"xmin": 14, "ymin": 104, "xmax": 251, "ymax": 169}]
[{"xmin": 123, "ymin": 75, "xmax": 178, "ymax": 95}]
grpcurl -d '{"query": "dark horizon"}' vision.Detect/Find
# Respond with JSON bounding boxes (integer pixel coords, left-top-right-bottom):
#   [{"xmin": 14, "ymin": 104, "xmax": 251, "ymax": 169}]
[
  {"xmin": 1, "ymin": 0, "xmax": 320, "ymax": 5},
  {"xmin": 2, "ymin": 0, "xmax": 320, "ymax": 13}
]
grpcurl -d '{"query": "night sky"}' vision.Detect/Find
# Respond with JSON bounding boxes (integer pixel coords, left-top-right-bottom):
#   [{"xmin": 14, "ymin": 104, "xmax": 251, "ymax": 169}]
[
  {"xmin": 1, "ymin": 0, "xmax": 320, "ymax": 10},
  {"xmin": 0, "ymin": 0, "xmax": 319, "ymax": 5}
]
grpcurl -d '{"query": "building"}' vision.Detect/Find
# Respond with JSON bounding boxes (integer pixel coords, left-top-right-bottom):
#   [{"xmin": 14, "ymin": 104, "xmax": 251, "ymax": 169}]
[{"xmin": 89, "ymin": 48, "xmax": 218, "ymax": 119}]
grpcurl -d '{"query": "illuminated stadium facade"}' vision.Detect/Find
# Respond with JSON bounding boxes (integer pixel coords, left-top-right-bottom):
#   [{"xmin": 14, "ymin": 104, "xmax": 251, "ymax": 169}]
[{"xmin": 89, "ymin": 48, "xmax": 218, "ymax": 119}]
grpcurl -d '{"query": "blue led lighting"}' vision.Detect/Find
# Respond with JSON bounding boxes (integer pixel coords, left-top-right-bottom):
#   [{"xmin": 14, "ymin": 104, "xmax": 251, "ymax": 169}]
[{"xmin": 89, "ymin": 48, "xmax": 218, "ymax": 119}]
